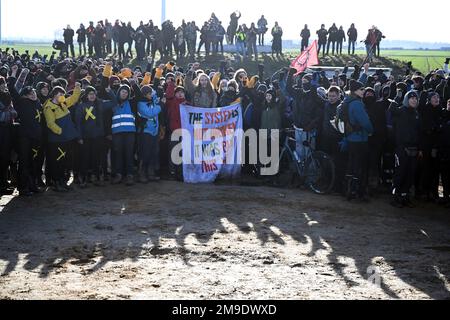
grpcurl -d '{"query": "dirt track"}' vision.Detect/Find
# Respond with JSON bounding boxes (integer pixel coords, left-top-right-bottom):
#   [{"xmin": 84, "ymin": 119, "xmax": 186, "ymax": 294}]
[{"xmin": 1, "ymin": 181, "xmax": 450, "ymax": 300}]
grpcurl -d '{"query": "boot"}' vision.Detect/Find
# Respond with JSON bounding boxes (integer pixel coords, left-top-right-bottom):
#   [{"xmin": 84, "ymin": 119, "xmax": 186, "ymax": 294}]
[
  {"xmin": 390, "ymin": 195, "xmax": 404, "ymax": 208},
  {"xmin": 19, "ymin": 189, "xmax": 34, "ymax": 197},
  {"xmin": 125, "ymin": 175, "xmax": 135, "ymax": 186},
  {"xmin": 53, "ymin": 181, "xmax": 68, "ymax": 193},
  {"xmin": 147, "ymin": 168, "xmax": 160, "ymax": 182},
  {"xmin": 90, "ymin": 174, "xmax": 98, "ymax": 186},
  {"xmin": 402, "ymin": 196, "xmax": 416, "ymax": 208},
  {"xmin": 96, "ymin": 175, "xmax": 105, "ymax": 187},
  {"xmin": 79, "ymin": 177, "xmax": 87, "ymax": 189},
  {"xmin": 112, "ymin": 174, "xmax": 123, "ymax": 185},
  {"xmin": 139, "ymin": 169, "xmax": 149, "ymax": 184}
]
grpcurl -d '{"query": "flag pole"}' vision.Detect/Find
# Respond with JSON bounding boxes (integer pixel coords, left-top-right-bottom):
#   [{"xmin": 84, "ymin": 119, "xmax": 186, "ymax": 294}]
[{"xmin": 161, "ymin": 0, "xmax": 166, "ymax": 23}]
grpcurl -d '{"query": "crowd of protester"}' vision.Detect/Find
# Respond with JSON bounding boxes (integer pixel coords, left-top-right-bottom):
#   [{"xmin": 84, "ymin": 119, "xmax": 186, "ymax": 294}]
[
  {"xmin": 0, "ymin": 13, "xmax": 449, "ymax": 209},
  {"xmin": 54, "ymin": 13, "xmax": 384, "ymax": 62}
]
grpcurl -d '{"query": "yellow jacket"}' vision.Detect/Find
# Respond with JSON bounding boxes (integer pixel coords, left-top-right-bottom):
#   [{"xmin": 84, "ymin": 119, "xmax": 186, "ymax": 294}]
[{"xmin": 44, "ymin": 87, "xmax": 81, "ymax": 136}]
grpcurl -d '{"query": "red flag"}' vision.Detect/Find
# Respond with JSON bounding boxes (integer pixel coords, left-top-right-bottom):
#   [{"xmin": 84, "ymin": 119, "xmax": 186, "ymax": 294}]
[{"xmin": 290, "ymin": 40, "xmax": 319, "ymax": 75}]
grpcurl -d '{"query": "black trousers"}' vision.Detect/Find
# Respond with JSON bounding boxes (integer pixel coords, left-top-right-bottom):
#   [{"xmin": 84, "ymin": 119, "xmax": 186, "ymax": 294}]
[
  {"xmin": 138, "ymin": 133, "xmax": 160, "ymax": 172},
  {"xmin": 65, "ymin": 42, "xmax": 75, "ymax": 57},
  {"xmin": 112, "ymin": 133, "xmax": 135, "ymax": 177},
  {"xmin": 368, "ymin": 141, "xmax": 384, "ymax": 190},
  {"xmin": 420, "ymin": 147, "xmax": 440, "ymax": 198},
  {"xmin": 441, "ymin": 159, "xmax": 450, "ymax": 198},
  {"xmin": 258, "ymin": 33, "xmax": 266, "ymax": 46},
  {"xmin": 347, "ymin": 141, "xmax": 369, "ymax": 197},
  {"xmin": 336, "ymin": 41, "xmax": 344, "ymax": 55},
  {"xmin": 348, "ymin": 40, "xmax": 356, "ymax": 55},
  {"xmin": 0, "ymin": 125, "xmax": 12, "ymax": 190},
  {"xmin": 78, "ymin": 42, "xmax": 86, "ymax": 56},
  {"xmin": 301, "ymin": 39, "xmax": 309, "ymax": 52},
  {"xmin": 318, "ymin": 42, "xmax": 326, "ymax": 57},
  {"xmin": 105, "ymin": 39, "xmax": 112, "ymax": 54},
  {"xmin": 393, "ymin": 147, "xmax": 418, "ymax": 196},
  {"xmin": 79, "ymin": 137, "xmax": 105, "ymax": 179},
  {"xmin": 327, "ymin": 40, "xmax": 336, "ymax": 55},
  {"xmin": 48, "ymin": 141, "xmax": 73, "ymax": 183},
  {"xmin": 18, "ymin": 137, "xmax": 42, "ymax": 191},
  {"xmin": 118, "ymin": 42, "xmax": 125, "ymax": 60}
]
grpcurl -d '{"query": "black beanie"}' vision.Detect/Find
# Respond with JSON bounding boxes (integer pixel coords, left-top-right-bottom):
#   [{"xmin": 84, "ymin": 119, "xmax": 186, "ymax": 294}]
[
  {"xmin": 349, "ymin": 79, "xmax": 364, "ymax": 92},
  {"xmin": 50, "ymin": 86, "xmax": 66, "ymax": 98},
  {"xmin": 84, "ymin": 86, "xmax": 97, "ymax": 97}
]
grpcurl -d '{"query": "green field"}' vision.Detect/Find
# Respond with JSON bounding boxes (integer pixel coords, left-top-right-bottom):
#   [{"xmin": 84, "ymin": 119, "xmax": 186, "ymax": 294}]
[
  {"xmin": 287, "ymin": 48, "xmax": 450, "ymax": 74},
  {"xmin": 2, "ymin": 43, "xmax": 449, "ymax": 75}
]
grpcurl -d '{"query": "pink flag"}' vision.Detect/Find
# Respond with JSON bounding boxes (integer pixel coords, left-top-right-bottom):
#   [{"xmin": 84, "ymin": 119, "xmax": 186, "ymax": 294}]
[{"xmin": 290, "ymin": 40, "xmax": 319, "ymax": 75}]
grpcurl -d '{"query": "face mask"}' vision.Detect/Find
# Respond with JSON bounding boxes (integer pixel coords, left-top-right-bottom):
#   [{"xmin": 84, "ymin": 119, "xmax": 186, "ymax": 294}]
[
  {"xmin": 363, "ymin": 96, "xmax": 376, "ymax": 105},
  {"xmin": 58, "ymin": 96, "xmax": 66, "ymax": 104}
]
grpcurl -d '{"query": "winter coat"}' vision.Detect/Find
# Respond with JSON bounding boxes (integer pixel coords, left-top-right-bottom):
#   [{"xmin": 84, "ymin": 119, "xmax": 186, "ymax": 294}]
[
  {"xmin": 344, "ymin": 95, "xmax": 374, "ymax": 143},
  {"xmin": 43, "ymin": 87, "xmax": 81, "ymax": 143},
  {"xmin": 15, "ymin": 97, "xmax": 43, "ymax": 141}
]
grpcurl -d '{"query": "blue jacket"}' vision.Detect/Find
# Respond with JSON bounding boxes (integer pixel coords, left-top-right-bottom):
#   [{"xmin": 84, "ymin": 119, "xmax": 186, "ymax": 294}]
[
  {"xmin": 137, "ymin": 99, "xmax": 161, "ymax": 136},
  {"xmin": 345, "ymin": 95, "xmax": 374, "ymax": 142},
  {"xmin": 112, "ymin": 100, "xmax": 136, "ymax": 134}
]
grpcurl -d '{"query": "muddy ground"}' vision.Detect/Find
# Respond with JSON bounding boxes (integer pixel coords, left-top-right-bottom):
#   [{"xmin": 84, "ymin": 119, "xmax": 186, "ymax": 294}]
[{"xmin": 1, "ymin": 181, "xmax": 450, "ymax": 300}]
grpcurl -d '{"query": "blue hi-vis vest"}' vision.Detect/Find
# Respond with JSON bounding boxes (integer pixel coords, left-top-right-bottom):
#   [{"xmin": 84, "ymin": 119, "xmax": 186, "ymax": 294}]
[{"xmin": 112, "ymin": 101, "xmax": 136, "ymax": 134}]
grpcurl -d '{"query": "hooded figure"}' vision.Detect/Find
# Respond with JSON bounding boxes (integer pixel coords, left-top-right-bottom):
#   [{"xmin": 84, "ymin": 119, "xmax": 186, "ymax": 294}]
[
  {"xmin": 388, "ymin": 90, "xmax": 421, "ymax": 208},
  {"xmin": 136, "ymin": 86, "xmax": 162, "ymax": 183}
]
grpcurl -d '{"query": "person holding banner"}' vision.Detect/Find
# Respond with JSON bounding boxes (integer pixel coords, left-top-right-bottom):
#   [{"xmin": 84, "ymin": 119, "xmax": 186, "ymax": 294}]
[
  {"xmin": 364, "ymin": 26, "xmax": 378, "ymax": 63},
  {"xmin": 185, "ymin": 68, "xmax": 217, "ymax": 108},
  {"xmin": 165, "ymin": 80, "xmax": 187, "ymax": 179}
]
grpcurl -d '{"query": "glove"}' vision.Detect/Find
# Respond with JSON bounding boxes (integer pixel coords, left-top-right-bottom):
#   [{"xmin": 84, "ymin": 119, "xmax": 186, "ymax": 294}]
[
  {"xmin": 212, "ymin": 72, "xmax": 221, "ymax": 90},
  {"xmin": 247, "ymin": 75, "xmax": 258, "ymax": 89},
  {"xmin": 141, "ymin": 72, "xmax": 152, "ymax": 86},
  {"xmin": 155, "ymin": 67, "xmax": 164, "ymax": 79},
  {"xmin": 102, "ymin": 64, "xmax": 113, "ymax": 78}
]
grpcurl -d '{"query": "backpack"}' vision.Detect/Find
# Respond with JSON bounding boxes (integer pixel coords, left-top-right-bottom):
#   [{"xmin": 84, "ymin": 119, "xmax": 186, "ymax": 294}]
[{"xmin": 335, "ymin": 100, "xmax": 362, "ymax": 136}]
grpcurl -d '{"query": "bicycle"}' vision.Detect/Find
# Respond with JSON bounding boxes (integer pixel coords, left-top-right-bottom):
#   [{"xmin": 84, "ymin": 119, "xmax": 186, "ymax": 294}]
[{"xmin": 274, "ymin": 127, "xmax": 336, "ymax": 195}]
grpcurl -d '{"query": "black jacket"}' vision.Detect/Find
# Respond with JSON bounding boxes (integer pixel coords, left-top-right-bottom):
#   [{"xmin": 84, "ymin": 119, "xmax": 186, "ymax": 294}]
[
  {"xmin": 287, "ymin": 74, "xmax": 321, "ymax": 130},
  {"xmin": 347, "ymin": 27, "xmax": 358, "ymax": 41},
  {"xmin": 419, "ymin": 103, "xmax": 442, "ymax": 150},
  {"xmin": 389, "ymin": 102, "xmax": 421, "ymax": 149},
  {"xmin": 316, "ymin": 28, "xmax": 328, "ymax": 43},
  {"xmin": 63, "ymin": 29, "xmax": 74, "ymax": 44},
  {"xmin": 76, "ymin": 28, "xmax": 86, "ymax": 43},
  {"xmin": 15, "ymin": 97, "xmax": 43, "ymax": 141}
]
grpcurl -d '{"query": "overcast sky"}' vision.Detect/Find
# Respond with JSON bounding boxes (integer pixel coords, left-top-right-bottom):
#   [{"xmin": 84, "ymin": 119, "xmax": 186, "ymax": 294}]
[{"xmin": 1, "ymin": 0, "xmax": 448, "ymax": 42}]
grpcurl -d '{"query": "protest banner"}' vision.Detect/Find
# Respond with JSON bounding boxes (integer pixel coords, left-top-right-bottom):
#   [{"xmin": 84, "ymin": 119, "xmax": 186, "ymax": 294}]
[{"xmin": 180, "ymin": 103, "xmax": 243, "ymax": 183}]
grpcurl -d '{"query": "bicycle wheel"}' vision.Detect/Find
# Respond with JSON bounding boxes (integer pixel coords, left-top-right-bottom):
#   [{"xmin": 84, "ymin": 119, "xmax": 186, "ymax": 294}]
[
  {"xmin": 304, "ymin": 151, "xmax": 335, "ymax": 195},
  {"xmin": 274, "ymin": 149, "xmax": 297, "ymax": 187}
]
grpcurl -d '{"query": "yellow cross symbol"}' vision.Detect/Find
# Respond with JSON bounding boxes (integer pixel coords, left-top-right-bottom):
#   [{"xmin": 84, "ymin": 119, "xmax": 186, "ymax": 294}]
[
  {"xmin": 35, "ymin": 110, "xmax": 41, "ymax": 122},
  {"xmin": 57, "ymin": 147, "xmax": 66, "ymax": 161},
  {"xmin": 85, "ymin": 107, "xmax": 96, "ymax": 121},
  {"xmin": 32, "ymin": 148, "xmax": 39, "ymax": 159}
]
